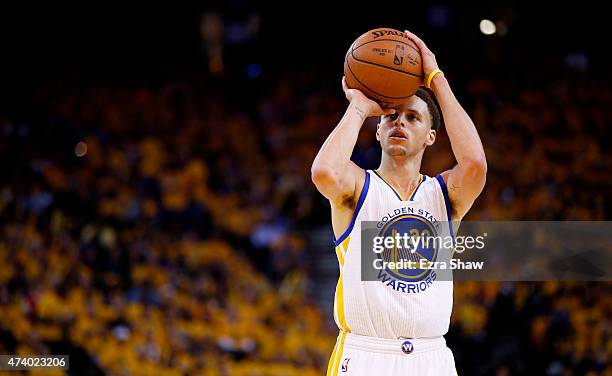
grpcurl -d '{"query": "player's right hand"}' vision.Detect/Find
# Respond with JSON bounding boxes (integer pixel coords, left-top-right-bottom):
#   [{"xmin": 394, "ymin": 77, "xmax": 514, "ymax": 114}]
[{"xmin": 342, "ymin": 76, "xmax": 396, "ymax": 118}]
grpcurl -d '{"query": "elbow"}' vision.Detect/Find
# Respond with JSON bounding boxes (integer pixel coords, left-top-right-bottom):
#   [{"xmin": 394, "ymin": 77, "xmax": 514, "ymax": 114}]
[
  {"xmin": 463, "ymin": 155, "xmax": 488, "ymax": 180},
  {"xmin": 311, "ymin": 162, "xmax": 347, "ymax": 200},
  {"xmin": 311, "ymin": 164, "xmax": 334, "ymax": 188}
]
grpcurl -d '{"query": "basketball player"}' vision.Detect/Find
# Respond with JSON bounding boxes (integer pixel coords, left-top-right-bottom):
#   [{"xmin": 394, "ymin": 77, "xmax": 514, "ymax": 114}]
[{"xmin": 311, "ymin": 30, "xmax": 487, "ymax": 375}]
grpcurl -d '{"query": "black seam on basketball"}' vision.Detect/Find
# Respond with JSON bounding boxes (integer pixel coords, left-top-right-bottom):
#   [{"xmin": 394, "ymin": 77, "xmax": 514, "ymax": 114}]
[
  {"xmin": 351, "ymin": 40, "xmax": 423, "ymax": 78},
  {"xmin": 350, "ymin": 56, "xmax": 424, "ymax": 79},
  {"xmin": 352, "ymin": 38, "xmax": 421, "ymax": 56},
  {"xmin": 346, "ymin": 58, "xmax": 413, "ymax": 100}
]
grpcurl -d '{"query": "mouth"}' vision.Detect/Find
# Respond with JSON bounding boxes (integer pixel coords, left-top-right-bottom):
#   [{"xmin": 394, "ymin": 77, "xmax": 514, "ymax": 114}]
[{"xmin": 389, "ymin": 130, "xmax": 407, "ymax": 140}]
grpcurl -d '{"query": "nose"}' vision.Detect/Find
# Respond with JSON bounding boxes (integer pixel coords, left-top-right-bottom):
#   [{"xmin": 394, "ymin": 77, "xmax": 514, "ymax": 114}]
[{"xmin": 393, "ymin": 116, "xmax": 405, "ymax": 128}]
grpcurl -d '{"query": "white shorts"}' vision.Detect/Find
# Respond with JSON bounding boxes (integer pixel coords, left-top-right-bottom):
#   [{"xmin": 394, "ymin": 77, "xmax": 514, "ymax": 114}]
[{"xmin": 327, "ymin": 331, "xmax": 457, "ymax": 376}]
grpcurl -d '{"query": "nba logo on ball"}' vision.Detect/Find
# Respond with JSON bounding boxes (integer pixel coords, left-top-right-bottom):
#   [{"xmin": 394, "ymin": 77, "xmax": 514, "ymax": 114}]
[
  {"xmin": 393, "ymin": 45, "xmax": 405, "ymax": 65},
  {"xmin": 341, "ymin": 357, "xmax": 350, "ymax": 372},
  {"xmin": 401, "ymin": 340, "xmax": 414, "ymax": 354}
]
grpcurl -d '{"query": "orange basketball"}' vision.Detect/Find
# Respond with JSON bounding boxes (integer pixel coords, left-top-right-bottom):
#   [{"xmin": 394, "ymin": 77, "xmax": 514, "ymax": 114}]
[{"xmin": 344, "ymin": 28, "xmax": 423, "ymax": 108}]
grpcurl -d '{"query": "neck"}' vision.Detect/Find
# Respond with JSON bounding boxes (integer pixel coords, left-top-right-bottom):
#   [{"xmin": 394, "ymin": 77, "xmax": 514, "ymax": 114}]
[{"xmin": 377, "ymin": 152, "xmax": 423, "ymax": 186}]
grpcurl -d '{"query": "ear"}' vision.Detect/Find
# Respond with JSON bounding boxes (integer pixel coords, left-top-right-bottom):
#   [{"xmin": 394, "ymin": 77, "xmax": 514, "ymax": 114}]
[
  {"xmin": 376, "ymin": 122, "xmax": 381, "ymax": 142},
  {"xmin": 425, "ymin": 129, "xmax": 436, "ymax": 146}
]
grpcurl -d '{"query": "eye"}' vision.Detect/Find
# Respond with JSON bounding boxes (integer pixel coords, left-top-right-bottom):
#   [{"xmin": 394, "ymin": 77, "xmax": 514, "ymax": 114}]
[
  {"xmin": 384, "ymin": 113, "xmax": 399, "ymax": 121},
  {"xmin": 407, "ymin": 113, "xmax": 418, "ymax": 122}
]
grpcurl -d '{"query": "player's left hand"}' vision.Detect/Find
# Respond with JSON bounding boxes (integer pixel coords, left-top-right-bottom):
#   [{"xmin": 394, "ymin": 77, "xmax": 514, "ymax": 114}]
[{"xmin": 404, "ymin": 30, "xmax": 439, "ymax": 86}]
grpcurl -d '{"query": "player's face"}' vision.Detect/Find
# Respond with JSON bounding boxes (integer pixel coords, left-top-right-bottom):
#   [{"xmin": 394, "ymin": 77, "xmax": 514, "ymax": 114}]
[{"xmin": 376, "ymin": 96, "xmax": 436, "ymax": 157}]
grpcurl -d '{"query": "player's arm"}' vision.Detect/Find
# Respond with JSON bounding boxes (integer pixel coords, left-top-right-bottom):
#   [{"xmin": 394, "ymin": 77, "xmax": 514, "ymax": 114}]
[
  {"xmin": 311, "ymin": 77, "xmax": 395, "ymax": 205},
  {"xmin": 406, "ymin": 30, "xmax": 487, "ymax": 220}
]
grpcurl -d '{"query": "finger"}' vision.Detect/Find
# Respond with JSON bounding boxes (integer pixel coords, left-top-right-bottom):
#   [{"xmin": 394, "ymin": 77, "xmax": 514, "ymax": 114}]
[
  {"xmin": 341, "ymin": 77, "xmax": 352, "ymax": 100},
  {"xmin": 404, "ymin": 29, "xmax": 420, "ymax": 40},
  {"xmin": 372, "ymin": 108, "xmax": 395, "ymax": 117},
  {"xmin": 404, "ymin": 30, "xmax": 429, "ymax": 53},
  {"xmin": 404, "ymin": 30, "xmax": 423, "ymax": 44},
  {"xmin": 405, "ymin": 32, "xmax": 427, "ymax": 53}
]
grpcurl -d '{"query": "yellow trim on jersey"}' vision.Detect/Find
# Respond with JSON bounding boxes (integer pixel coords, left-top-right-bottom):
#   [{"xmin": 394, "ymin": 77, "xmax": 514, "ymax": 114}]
[
  {"xmin": 335, "ymin": 246, "xmax": 344, "ymax": 267},
  {"xmin": 411, "ymin": 174, "xmax": 424, "ymax": 200},
  {"xmin": 374, "ymin": 170, "xmax": 423, "ymax": 201},
  {"xmin": 335, "ymin": 235, "xmax": 350, "ymax": 266},
  {"xmin": 335, "ymin": 273, "xmax": 350, "ymax": 332},
  {"xmin": 326, "ymin": 334, "xmax": 340, "ymax": 376},
  {"xmin": 341, "ymin": 236, "xmax": 350, "ymax": 254},
  {"xmin": 327, "ymin": 331, "xmax": 347, "ymax": 376},
  {"xmin": 334, "ymin": 235, "xmax": 350, "ymax": 333}
]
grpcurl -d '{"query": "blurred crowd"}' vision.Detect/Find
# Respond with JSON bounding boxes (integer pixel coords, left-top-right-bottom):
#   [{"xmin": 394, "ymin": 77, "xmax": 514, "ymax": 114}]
[{"xmin": 0, "ymin": 65, "xmax": 610, "ymax": 375}]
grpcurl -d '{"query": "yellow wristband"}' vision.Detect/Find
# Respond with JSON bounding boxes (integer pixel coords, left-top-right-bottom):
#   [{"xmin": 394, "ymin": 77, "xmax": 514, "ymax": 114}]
[{"xmin": 426, "ymin": 69, "xmax": 444, "ymax": 89}]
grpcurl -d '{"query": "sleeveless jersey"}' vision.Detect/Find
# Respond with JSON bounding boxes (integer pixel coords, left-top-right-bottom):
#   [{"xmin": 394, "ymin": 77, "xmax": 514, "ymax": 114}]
[{"xmin": 332, "ymin": 170, "xmax": 456, "ymax": 339}]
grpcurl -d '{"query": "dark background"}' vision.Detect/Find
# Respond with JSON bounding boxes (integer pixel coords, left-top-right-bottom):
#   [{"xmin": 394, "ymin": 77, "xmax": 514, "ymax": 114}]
[{"xmin": 0, "ymin": 2, "xmax": 607, "ymax": 90}]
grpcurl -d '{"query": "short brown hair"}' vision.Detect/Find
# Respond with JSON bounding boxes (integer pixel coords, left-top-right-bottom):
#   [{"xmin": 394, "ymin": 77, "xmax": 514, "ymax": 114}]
[{"xmin": 415, "ymin": 87, "xmax": 443, "ymax": 131}]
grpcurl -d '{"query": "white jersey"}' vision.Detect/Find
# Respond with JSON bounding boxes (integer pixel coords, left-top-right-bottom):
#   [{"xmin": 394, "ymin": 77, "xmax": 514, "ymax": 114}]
[{"xmin": 332, "ymin": 169, "xmax": 456, "ymax": 339}]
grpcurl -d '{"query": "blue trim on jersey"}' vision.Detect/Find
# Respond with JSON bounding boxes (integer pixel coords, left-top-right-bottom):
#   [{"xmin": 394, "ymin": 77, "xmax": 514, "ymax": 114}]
[
  {"xmin": 435, "ymin": 174, "xmax": 455, "ymax": 247},
  {"xmin": 372, "ymin": 170, "xmax": 403, "ymax": 201},
  {"xmin": 409, "ymin": 175, "xmax": 426, "ymax": 201},
  {"xmin": 333, "ymin": 170, "xmax": 370, "ymax": 246},
  {"xmin": 435, "ymin": 175, "xmax": 452, "ymax": 222}
]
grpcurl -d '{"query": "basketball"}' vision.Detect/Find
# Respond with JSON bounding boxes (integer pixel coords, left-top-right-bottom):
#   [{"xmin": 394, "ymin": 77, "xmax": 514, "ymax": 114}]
[{"xmin": 344, "ymin": 28, "xmax": 423, "ymax": 108}]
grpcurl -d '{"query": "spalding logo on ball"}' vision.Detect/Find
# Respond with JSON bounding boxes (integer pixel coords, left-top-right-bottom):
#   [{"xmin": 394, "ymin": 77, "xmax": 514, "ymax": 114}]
[{"xmin": 344, "ymin": 28, "xmax": 423, "ymax": 108}]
